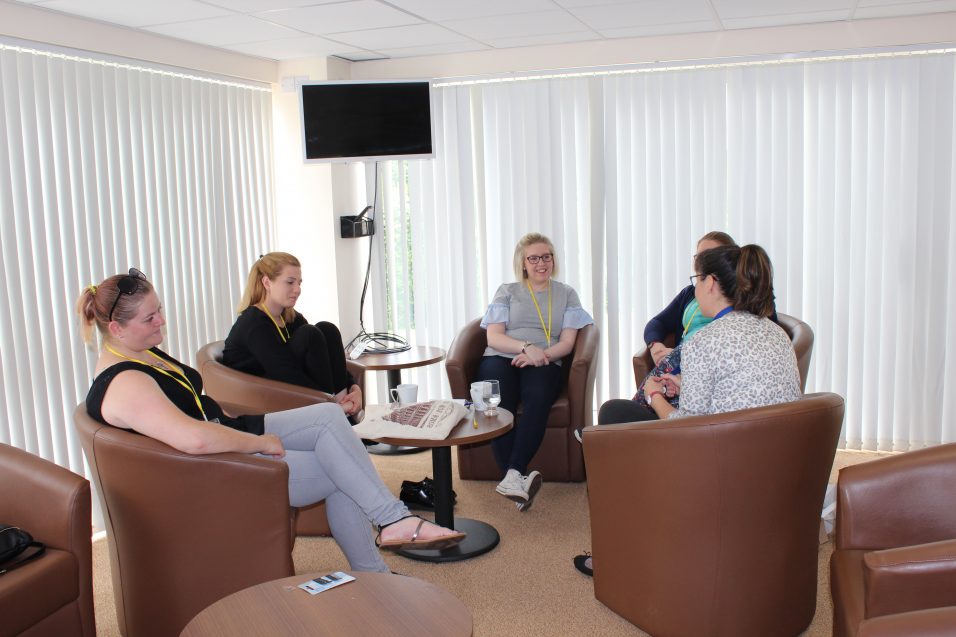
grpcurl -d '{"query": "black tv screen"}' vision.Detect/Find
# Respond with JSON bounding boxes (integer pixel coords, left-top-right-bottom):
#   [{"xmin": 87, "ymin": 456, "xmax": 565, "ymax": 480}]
[{"xmin": 300, "ymin": 80, "xmax": 434, "ymax": 162}]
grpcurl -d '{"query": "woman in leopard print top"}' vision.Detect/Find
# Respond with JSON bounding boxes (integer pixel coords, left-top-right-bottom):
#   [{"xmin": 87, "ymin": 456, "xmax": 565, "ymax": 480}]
[{"xmin": 643, "ymin": 244, "xmax": 801, "ymax": 419}]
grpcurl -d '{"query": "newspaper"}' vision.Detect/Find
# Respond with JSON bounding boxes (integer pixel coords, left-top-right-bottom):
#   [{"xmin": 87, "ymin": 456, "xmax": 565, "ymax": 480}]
[{"xmin": 352, "ymin": 400, "xmax": 469, "ymax": 441}]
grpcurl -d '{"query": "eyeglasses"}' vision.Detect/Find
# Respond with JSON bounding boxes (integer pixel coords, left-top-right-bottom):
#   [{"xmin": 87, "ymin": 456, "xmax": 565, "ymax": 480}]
[
  {"xmin": 689, "ymin": 273, "xmax": 709, "ymax": 286},
  {"xmin": 525, "ymin": 253, "xmax": 553, "ymax": 265},
  {"xmin": 108, "ymin": 268, "xmax": 147, "ymax": 322}
]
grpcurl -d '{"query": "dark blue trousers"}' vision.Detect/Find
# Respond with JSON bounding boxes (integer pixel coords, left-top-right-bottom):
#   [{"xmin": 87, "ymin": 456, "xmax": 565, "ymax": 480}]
[{"xmin": 476, "ymin": 355, "xmax": 563, "ymax": 476}]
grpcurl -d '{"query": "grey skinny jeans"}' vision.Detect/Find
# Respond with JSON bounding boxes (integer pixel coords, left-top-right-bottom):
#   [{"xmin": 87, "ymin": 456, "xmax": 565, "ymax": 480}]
[{"xmin": 263, "ymin": 402, "xmax": 409, "ymax": 572}]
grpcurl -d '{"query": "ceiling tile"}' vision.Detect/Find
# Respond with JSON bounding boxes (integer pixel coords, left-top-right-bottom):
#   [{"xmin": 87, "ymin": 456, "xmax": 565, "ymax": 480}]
[
  {"xmin": 331, "ymin": 23, "xmax": 472, "ymax": 49},
  {"xmin": 200, "ymin": 0, "xmax": 338, "ymax": 13},
  {"xmin": 855, "ymin": 0, "xmax": 956, "ymax": 18},
  {"xmin": 39, "ymin": 0, "xmax": 230, "ymax": 28},
  {"xmin": 256, "ymin": 1, "xmax": 422, "ymax": 35},
  {"xmin": 722, "ymin": 9, "xmax": 851, "ymax": 29},
  {"xmin": 384, "ymin": 0, "xmax": 556, "ymax": 22},
  {"xmin": 376, "ymin": 41, "xmax": 491, "ymax": 58},
  {"xmin": 598, "ymin": 20, "xmax": 720, "ymax": 38},
  {"xmin": 145, "ymin": 15, "xmax": 304, "ymax": 46},
  {"xmin": 442, "ymin": 10, "xmax": 589, "ymax": 40},
  {"xmin": 552, "ymin": 0, "xmax": 646, "ymax": 7},
  {"xmin": 224, "ymin": 35, "xmax": 361, "ymax": 60},
  {"xmin": 485, "ymin": 31, "xmax": 602, "ymax": 48},
  {"xmin": 711, "ymin": 0, "xmax": 852, "ymax": 19},
  {"xmin": 569, "ymin": 0, "xmax": 715, "ymax": 30},
  {"xmin": 335, "ymin": 51, "xmax": 390, "ymax": 61}
]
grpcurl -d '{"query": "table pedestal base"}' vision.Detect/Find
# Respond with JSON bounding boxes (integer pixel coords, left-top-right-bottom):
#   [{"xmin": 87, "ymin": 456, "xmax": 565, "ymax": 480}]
[
  {"xmin": 397, "ymin": 518, "xmax": 499, "ymax": 563},
  {"xmin": 365, "ymin": 443, "xmax": 428, "ymax": 455}
]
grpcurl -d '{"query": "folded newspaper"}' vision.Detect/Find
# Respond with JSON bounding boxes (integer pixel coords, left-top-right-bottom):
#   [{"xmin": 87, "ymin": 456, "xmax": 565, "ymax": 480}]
[{"xmin": 352, "ymin": 400, "xmax": 469, "ymax": 441}]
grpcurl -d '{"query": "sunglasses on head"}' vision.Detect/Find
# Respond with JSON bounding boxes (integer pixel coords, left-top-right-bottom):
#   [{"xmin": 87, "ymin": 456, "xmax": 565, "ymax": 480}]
[{"xmin": 108, "ymin": 268, "xmax": 148, "ymax": 322}]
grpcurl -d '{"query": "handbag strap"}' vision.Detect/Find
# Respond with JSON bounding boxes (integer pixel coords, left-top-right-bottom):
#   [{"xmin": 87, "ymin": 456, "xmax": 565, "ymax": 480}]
[{"xmin": 0, "ymin": 542, "xmax": 45, "ymax": 575}]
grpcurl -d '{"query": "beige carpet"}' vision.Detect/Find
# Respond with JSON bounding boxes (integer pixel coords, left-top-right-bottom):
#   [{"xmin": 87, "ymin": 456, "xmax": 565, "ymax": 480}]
[{"xmin": 91, "ymin": 448, "xmax": 892, "ymax": 636}]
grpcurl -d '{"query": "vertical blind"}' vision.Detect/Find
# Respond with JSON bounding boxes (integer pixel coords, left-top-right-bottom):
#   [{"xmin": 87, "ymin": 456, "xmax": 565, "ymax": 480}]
[
  {"xmin": 0, "ymin": 41, "xmax": 275, "ymax": 480},
  {"xmin": 378, "ymin": 49, "xmax": 956, "ymax": 452}
]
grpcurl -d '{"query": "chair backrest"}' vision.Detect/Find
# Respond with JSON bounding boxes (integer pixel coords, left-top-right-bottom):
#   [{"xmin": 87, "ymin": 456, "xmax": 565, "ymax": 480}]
[
  {"xmin": 0, "ymin": 443, "xmax": 95, "ymax": 637},
  {"xmin": 73, "ymin": 403, "xmax": 294, "ymax": 637},
  {"xmin": 633, "ymin": 311, "xmax": 815, "ymax": 392},
  {"xmin": 584, "ymin": 393, "xmax": 845, "ymax": 637},
  {"xmin": 196, "ymin": 340, "xmax": 343, "ymax": 415}
]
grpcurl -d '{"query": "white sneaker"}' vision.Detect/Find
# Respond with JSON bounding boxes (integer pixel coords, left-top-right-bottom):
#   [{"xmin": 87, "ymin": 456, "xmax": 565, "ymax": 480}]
[
  {"xmin": 517, "ymin": 471, "xmax": 543, "ymax": 512},
  {"xmin": 496, "ymin": 469, "xmax": 528, "ymax": 503}
]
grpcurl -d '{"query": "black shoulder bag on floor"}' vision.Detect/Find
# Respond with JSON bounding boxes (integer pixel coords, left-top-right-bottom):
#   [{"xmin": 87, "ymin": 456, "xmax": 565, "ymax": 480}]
[{"xmin": 0, "ymin": 525, "xmax": 46, "ymax": 575}]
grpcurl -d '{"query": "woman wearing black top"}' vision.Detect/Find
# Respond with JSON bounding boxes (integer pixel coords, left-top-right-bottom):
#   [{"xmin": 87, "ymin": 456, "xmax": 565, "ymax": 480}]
[
  {"xmin": 223, "ymin": 252, "xmax": 362, "ymax": 417},
  {"xmin": 77, "ymin": 270, "xmax": 464, "ymax": 573}
]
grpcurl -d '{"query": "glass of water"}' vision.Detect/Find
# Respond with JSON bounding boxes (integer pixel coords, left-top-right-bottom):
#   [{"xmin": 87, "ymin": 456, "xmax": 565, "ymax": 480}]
[{"xmin": 483, "ymin": 380, "xmax": 501, "ymax": 416}]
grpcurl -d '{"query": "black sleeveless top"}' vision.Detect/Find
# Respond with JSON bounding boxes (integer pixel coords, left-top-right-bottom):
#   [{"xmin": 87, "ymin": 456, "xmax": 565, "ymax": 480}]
[{"xmin": 86, "ymin": 347, "xmax": 264, "ymax": 435}]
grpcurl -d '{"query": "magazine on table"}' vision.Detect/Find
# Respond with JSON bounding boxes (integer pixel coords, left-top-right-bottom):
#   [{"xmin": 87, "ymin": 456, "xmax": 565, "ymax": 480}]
[{"xmin": 352, "ymin": 400, "xmax": 468, "ymax": 441}]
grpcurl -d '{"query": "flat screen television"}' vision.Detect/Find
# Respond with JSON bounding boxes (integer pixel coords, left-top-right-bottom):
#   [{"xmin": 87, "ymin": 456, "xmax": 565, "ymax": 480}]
[{"xmin": 299, "ymin": 80, "xmax": 434, "ymax": 162}]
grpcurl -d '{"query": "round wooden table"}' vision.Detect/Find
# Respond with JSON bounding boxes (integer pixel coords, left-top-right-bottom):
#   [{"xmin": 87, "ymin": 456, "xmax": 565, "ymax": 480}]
[
  {"xmin": 180, "ymin": 572, "xmax": 472, "ymax": 636},
  {"xmin": 359, "ymin": 345, "xmax": 446, "ymax": 455},
  {"xmin": 373, "ymin": 407, "xmax": 513, "ymax": 562}
]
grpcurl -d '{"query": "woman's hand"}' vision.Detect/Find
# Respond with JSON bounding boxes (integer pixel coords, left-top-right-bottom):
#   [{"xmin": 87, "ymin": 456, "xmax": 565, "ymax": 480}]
[
  {"xmin": 259, "ymin": 433, "xmax": 285, "ymax": 458},
  {"xmin": 660, "ymin": 373, "xmax": 681, "ymax": 398},
  {"xmin": 644, "ymin": 376, "xmax": 667, "ymax": 402},
  {"xmin": 337, "ymin": 384, "xmax": 362, "ymax": 416},
  {"xmin": 650, "ymin": 342, "xmax": 672, "ymax": 365},
  {"xmin": 512, "ymin": 346, "xmax": 549, "ymax": 368}
]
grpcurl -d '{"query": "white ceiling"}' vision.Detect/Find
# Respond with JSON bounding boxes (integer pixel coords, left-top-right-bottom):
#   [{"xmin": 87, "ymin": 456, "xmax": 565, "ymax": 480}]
[{"xmin": 11, "ymin": 0, "xmax": 956, "ymax": 63}]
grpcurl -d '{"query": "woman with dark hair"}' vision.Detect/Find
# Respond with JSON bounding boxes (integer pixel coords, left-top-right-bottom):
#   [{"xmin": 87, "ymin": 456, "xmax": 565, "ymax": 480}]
[
  {"xmin": 642, "ymin": 243, "xmax": 800, "ymax": 419},
  {"xmin": 575, "ymin": 243, "xmax": 799, "ymax": 577},
  {"xmin": 222, "ymin": 252, "xmax": 361, "ymax": 417},
  {"xmin": 77, "ymin": 270, "xmax": 464, "ymax": 574}
]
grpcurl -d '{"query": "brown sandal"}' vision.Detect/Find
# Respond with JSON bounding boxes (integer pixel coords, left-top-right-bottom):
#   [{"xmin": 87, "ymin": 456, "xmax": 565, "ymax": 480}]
[{"xmin": 375, "ymin": 515, "xmax": 466, "ymax": 551}]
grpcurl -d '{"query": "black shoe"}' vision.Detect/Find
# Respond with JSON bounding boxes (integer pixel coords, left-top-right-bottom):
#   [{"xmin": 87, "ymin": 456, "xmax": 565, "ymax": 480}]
[
  {"xmin": 573, "ymin": 552, "xmax": 593, "ymax": 577},
  {"xmin": 400, "ymin": 484, "xmax": 436, "ymax": 510},
  {"xmin": 402, "ymin": 477, "xmax": 457, "ymax": 501}
]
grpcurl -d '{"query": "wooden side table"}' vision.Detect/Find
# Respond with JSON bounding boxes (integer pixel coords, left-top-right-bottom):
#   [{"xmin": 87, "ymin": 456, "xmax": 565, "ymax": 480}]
[
  {"xmin": 359, "ymin": 345, "xmax": 445, "ymax": 455},
  {"xmin": 372, "ymin": 408, "xmax": 513, "ymax": 562},
  {"xmin": 181, "ymin": 572, "xmax": 472, "ymax": 636}
]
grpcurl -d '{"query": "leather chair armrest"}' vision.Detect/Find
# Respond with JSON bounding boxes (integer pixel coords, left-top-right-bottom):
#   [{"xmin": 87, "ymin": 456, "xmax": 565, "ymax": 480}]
[
  {"xmin": 864, "ymin": 539, "xmax": 956, "ymax": 619},
  {"xmin": 858, "ymin": 606, "xmax": 956, "ymax": 637},
  {"xmin": 567, "ymin": 323, "xmax": 599, "ymax": 428},
  {"xmin": 445, "ymin": 318, "xmax": 485, "ymax": 399},
  {"xmin": 835, "ymin": 443, "xmax": 956, "ymax": 551},
  {"xmin": 346, "ymin": 359, "xmax": 367, "ymax": 398},
  {"xmin": 0, "ymin": 444, "xmax": 91, "ymax": 553}
]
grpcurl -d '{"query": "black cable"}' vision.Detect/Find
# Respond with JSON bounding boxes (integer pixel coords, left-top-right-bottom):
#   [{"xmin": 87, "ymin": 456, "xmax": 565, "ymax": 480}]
[{"xmin": 346, "ymin": 162, "xmax": 410, "ymax": 355}]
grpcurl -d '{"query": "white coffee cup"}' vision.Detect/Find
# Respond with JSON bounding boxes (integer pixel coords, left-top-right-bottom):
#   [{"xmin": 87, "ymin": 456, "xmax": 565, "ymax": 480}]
[
  {"xmin": 390, "ymin": 383, "xmax": 418, "ymax": 406},
  {"xmin": 470, "ymin": 381, "xmax": 488, "ymax": 410}
]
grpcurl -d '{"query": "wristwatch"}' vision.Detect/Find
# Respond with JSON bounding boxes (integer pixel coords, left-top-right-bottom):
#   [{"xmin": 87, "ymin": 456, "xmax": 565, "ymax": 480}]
[{"xmin": 521, "ymin": 341, "xmax": 532, "ymax": 353}]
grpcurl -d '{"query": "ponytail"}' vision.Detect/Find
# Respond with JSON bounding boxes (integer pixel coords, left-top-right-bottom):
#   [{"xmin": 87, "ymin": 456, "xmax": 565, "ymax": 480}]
[
  {"xmin": 238, "ymin": 252, "xmax": 301, "ymax": 323},
  {"xmin": 733, "ymin": 245, "xmax": 775, "ymax": 317}
]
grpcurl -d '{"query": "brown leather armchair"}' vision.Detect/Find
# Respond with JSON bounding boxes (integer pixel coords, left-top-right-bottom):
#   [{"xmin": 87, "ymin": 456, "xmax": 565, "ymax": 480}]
[
  {"xmin": 633, "ymin": 311, "xmax": 815, "ymax": 392},
  {"xmin": 445, "ymin": 319, "xmax": 599, "ymax": 482},
  {"xmin": 830, "ymin": 442, "xmax": 956, "ymax": 637},
  {"xmin": 0, "ymin": 443, "xmax": 94, "ymax": 637},
  {"xmin": 74, "ymin": 403, "xmax": 296, "ymax": 637},
  {"xmin": 583, "ymin": 393, "xmax": 845, "ymax": 637},
  {"xmin": 195, "ymin": 340, "xmax": 364, "ymax": 536}
]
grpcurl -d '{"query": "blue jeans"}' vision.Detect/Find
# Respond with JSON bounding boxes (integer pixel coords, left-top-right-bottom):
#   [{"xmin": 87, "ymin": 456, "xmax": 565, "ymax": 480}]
[{"xmin": 476, "ymin": 355, "xmax": 563, "ymax": 476}]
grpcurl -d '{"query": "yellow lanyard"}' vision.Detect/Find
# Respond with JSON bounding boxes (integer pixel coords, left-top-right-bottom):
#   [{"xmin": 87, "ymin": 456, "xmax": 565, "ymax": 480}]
[
  {"xmin": 526, "ymin": 280, "xmax": 552, "ymax": 346},
  {"xmin": 683, "ymin": 304, "xmax": 701, "ymax": 336},
  {"xmin": 105, "ymin": 344, "xmax": 208, "ymax": 421},
  {"xmin": 259, "ymin": 304, "xmax": 290, "ymax": 343}
]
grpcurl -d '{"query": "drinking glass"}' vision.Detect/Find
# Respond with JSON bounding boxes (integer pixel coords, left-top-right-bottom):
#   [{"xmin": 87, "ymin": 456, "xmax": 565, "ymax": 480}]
[{"xmin": 483, "ymin": 380, "xmax": 501, "ymax": 416}]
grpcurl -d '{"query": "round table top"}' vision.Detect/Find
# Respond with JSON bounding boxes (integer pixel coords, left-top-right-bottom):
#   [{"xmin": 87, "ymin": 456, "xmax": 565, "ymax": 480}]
[
  {"xmin": 358, "ymin": 345, "xmax": 445, "ymax": 371},
  {"xmin": 372, "ymin": 407, "xmax": 513, "ymax": 448},
  {"xmin": 180, "ymin": 571, "xmax": 472, "ymax": 637}
]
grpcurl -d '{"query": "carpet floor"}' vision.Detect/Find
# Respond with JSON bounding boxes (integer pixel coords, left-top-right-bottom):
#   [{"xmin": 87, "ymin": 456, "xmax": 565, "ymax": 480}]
[{"xmin": 91, "ymin": 448, "xmax": 891, "ymax": 636}]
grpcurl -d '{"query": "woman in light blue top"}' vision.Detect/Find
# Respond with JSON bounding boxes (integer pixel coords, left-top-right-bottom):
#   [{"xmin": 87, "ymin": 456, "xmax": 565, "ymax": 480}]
[{"xmin": 477, "ymin": 232, "xmax": 594, "ymax": 511}]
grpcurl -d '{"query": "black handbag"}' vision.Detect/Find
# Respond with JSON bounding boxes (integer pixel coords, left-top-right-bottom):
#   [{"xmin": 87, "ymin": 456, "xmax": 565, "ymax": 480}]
[{"xmin": 0, "ymin": 525, "xmax": 45, "ymax": 575}]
